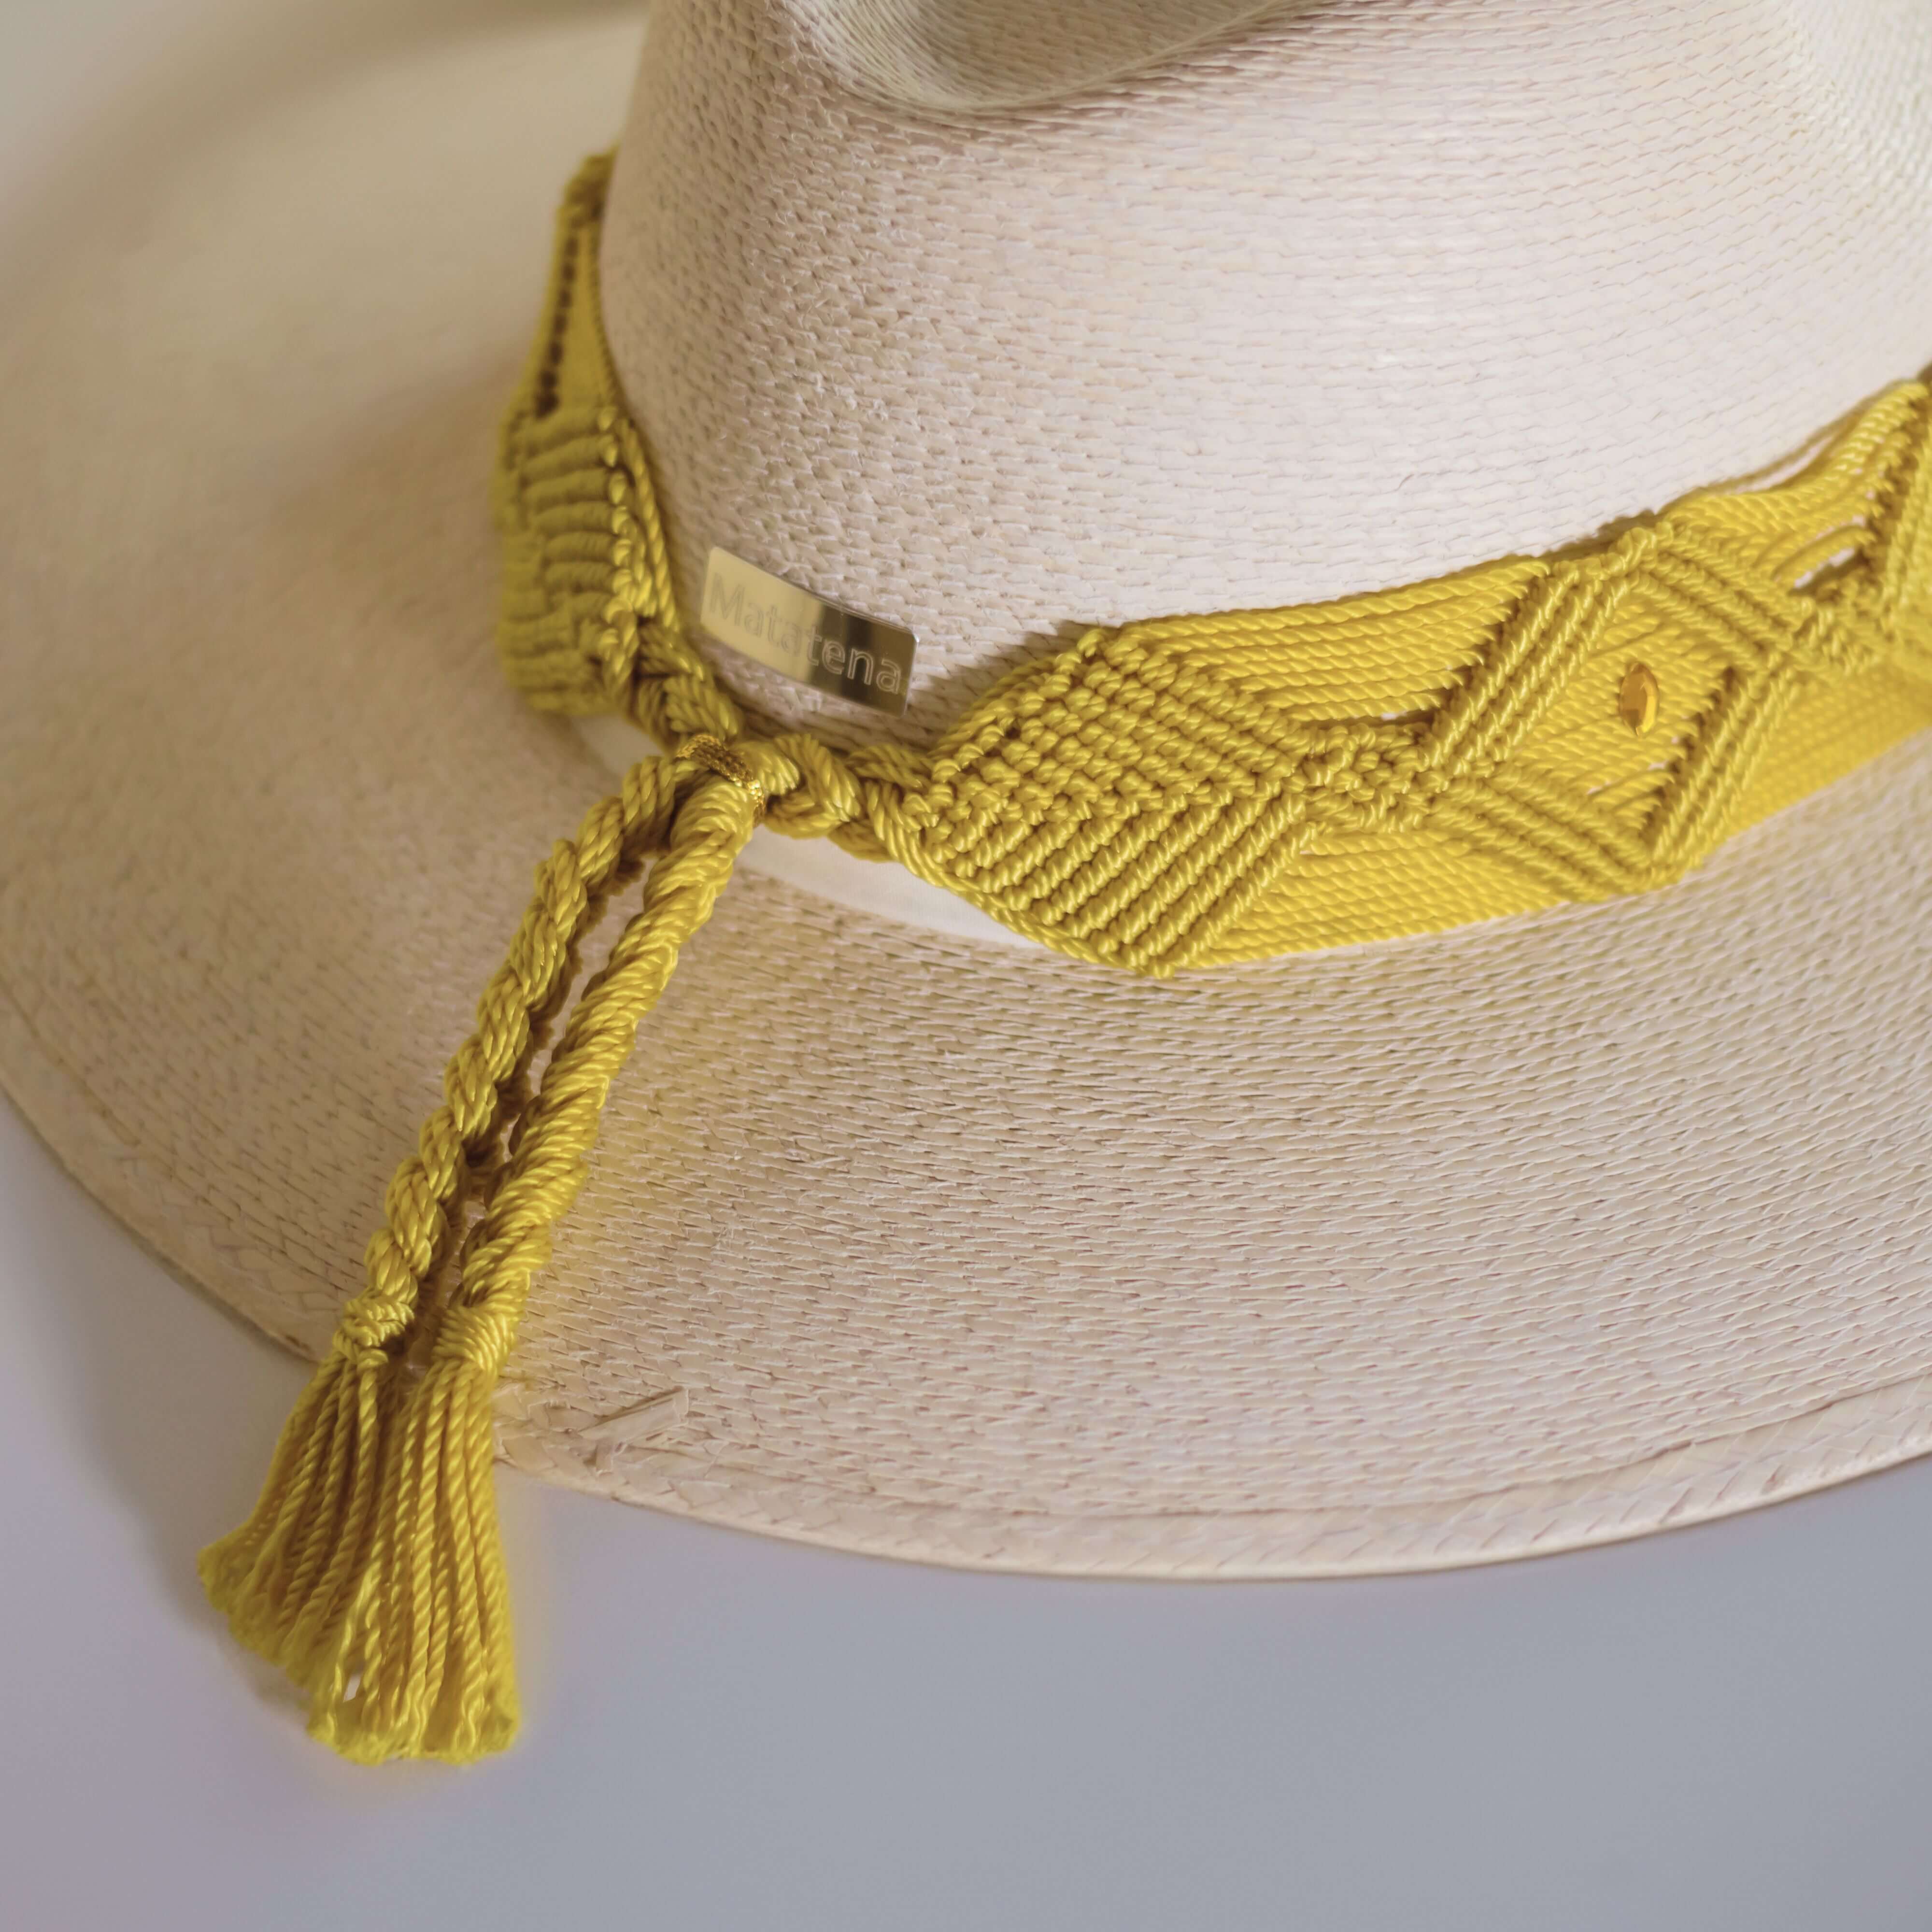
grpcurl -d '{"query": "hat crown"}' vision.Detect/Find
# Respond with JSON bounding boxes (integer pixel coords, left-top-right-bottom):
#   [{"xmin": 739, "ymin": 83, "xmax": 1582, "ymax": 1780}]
[
  {"xmin": 781, "ymin": 0, "xmax": 1294, "ymax": 110},
  {"xmin": 600, "ymin": 0, "xmax": 1932, "ymax": 747}
]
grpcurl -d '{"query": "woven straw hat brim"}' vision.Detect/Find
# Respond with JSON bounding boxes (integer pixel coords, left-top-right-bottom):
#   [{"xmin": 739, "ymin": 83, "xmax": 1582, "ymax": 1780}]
[{"xmin": 5, "ymin": 16, "xmax": 1932, "ymax": 1578}]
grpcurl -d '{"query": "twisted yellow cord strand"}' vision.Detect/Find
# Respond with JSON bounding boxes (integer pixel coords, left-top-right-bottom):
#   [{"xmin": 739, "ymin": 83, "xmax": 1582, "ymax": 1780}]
[
  {"xmin": 201, "ymin": 746, "xmax": 765, "ymax": 1758},
  {"xmin": 203, "ymin": 151, "xmax": 1932, "ymax": 1762}
]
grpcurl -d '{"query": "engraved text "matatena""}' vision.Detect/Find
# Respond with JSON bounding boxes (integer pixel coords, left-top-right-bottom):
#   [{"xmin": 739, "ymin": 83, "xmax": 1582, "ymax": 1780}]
[{"xmin": 699, "ymin": 547, "xmax": 917, "ymax": 717}]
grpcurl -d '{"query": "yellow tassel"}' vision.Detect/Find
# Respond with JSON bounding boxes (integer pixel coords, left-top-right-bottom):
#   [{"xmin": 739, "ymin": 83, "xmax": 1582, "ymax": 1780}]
[
  {"xmin": 194, "ymin": 1325, "xmax": 398, "ymax": 1693},
  {"xmin": 201, "ymin": 744, "xmax": 768, "ymax": 1762},
  {"xmin": 305, "ymin": 1309, "xmax": 521, "ymax": 1762}
]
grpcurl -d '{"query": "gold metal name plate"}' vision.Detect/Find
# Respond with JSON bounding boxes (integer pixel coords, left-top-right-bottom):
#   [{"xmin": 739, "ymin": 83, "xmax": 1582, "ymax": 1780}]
[{"xmin": 699, "ymin": 547, "xmax": 917, "ymax": 717}]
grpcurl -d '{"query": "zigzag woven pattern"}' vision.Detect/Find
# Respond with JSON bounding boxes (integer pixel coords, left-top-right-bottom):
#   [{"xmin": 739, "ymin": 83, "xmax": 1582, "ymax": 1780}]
[{"xmin": 497, "ymin": 156, "xmax": 1932, "ymax": 974}]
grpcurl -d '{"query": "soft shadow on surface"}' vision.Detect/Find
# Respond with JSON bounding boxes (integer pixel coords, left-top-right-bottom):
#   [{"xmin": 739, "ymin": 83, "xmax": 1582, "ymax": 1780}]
[
  {"xmin": 0, "ymin": 1096, "xmax": 309, "ymax": 1630},
  {"xmin": 0, "ymin": 1092, "xmax": 560, "ymax": 1747},
  {"xmin": 14, "ymin": 1054, "xmax": 1932, "ymax": 1932}
]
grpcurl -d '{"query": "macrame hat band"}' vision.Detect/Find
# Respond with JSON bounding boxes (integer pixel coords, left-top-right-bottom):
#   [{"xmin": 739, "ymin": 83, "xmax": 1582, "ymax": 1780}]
[
  {"xmin": 510, "ymin": 160, "xmax": 1932, "ymax": 973},
  {"xmin": 192, "ymin": 152, "xmax": 1932, "ymax": 1763}
]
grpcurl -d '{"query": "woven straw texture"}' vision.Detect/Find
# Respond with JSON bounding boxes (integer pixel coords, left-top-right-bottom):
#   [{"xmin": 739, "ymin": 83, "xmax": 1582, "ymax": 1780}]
[
  {"xmin": 607, "ymin": 0, "xmax": 1932, "ymax": 750},
  {"xmin": 2, "ymin": 3, "xmax": 1931, "ymax": 1577}
]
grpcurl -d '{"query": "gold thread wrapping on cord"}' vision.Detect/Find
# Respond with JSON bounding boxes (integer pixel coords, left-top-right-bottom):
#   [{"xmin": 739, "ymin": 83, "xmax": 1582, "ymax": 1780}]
[
  {"xmin": 201, "ymin": 149, "xmax": 1932, "ymax": 1764},
  {"xmin": 677, "ymin": 732, "xmax": 767, "ymax": 821}
]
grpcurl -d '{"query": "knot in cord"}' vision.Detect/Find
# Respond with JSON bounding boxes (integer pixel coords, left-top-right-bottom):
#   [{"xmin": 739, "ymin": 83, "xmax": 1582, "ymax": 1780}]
[
  {"xmin": 432, "ymin": 1299, "xmax": 525, "ymax": 1379},
  {"xmin": 671, "ymin": 725, "xmax": 934, "ymax": 865},
  {"xmin": 331, "ymin": 1306, "xmax": 404, "ymax": 1368}
]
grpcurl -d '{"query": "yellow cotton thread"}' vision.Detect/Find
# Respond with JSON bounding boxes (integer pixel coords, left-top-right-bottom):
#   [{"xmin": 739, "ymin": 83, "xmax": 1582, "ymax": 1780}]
[
  {"xmin": 202, "ymin": 744, "xmax": 767, "ymax": 1761},
  {"xmin": 203, "ymin": 150, "xmax": 1932, "ymax": 1763}
]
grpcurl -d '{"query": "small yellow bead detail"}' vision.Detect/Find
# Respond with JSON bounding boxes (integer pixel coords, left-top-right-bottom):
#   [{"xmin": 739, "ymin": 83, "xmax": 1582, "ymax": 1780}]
[{"xmin": 1619, "ymin": 661, "xmax": 1661, "ymax": 735}]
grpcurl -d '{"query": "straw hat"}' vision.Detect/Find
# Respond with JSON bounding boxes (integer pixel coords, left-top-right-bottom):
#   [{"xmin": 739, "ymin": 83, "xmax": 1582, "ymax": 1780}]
[{"xmin": 4, "ymin": 0, "xmax": 1931, "ymax": 1761}]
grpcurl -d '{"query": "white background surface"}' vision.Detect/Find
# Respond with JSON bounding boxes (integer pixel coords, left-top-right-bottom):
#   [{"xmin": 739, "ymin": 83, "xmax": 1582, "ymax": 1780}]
[{"xmin": 5, "ymin": 4, "xmax": 1932, "ymax": 1926}]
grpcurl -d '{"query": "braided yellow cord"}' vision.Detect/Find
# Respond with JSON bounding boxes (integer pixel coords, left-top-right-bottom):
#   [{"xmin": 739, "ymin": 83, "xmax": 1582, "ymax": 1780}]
[
  {"xmin": 201, "ymin": 746, "xmax": 761, "ymax": 1760},
  {"xmin": 202, "ymin": 151, "xmax": 1932, "ymax": 1762}
]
